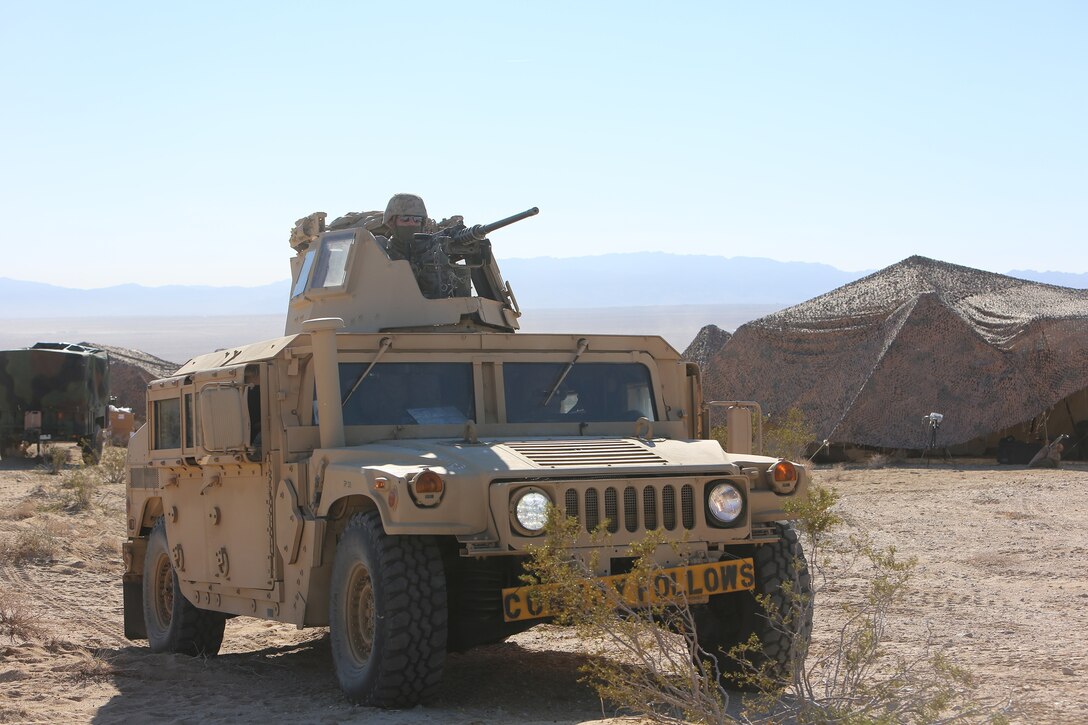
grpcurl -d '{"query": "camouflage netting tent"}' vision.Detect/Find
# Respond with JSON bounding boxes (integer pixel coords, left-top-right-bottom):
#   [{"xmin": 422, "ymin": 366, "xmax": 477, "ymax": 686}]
[
  {"xmin": 682, "ymin": 324, "xmax": 732, "ymax": 372},
  {"xmin": 83, "ymin": 343, "xmax": 178, "ymax": 415},
  {"xmin": 701, "ymin": 256, "xmax": 1088, "ymax": 452}
]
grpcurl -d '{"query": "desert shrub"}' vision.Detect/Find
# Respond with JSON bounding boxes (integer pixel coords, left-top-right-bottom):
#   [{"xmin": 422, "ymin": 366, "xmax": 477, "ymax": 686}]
[
  {"xmin": 523, "ymin": 517, "xmax": 731, "ymax": 723},
  {"xmin": 62, "ymin": 648, "xmax": 116, "ymax": 682},
  {"xmin": 764, "ymin": 407, "xmax": 816, "ymax": 462},
  {"xmin": 41, "ymin": 444, "xmax": 69, "ymax": 474},
  {"xmin": 712, "ymin": 407, "xmax": 817, "ymax": 461},
  {"xmin": 523, "ymin": 485, "xmax": 987, "ymax": 723},
  {"xmin": 60, "ymin": 465, "xmax": 102, "ymax": 512},
  {"xmin": 818, "ymin": 462, "xmax": 847, "ymax": 484},
  {"xmin": 865, "ymin": 452, "xmax": 891, "ymax": 469},
  {"xmin": 97, "ymin": 445, "xmax": 127, "ymax": 484},
  {"xmin": 709, "ymin": 424, "xmax": 733, "ymax": 455},
  {"xmin": 710, "ymin": 423, "xmax": 743, "ymax": 454},
  {"xmin": 0, "ymin": 590, "xmax": 43, "ymax": 642},
  {"xmin": 0, "ymin": 525, "xmax": 59, "ymax": 564}
]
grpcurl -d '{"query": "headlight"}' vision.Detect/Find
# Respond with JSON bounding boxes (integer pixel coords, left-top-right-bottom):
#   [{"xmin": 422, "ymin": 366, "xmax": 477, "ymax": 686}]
[
  {"xmin": 511, "ymin": 488, "xmax": 551, "ymax": 536},
  {"xmin": 706, "ymin": 482, "xmax": 744, "ymax": 525}
]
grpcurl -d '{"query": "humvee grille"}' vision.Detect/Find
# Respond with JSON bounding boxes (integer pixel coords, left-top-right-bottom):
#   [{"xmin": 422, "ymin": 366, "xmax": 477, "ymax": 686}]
[
  {"xmin": 504, "ymin": 439, "xmax": 667, "ymax": 468},
  {"xmin": 642, "ymin": 487, "xmax": 657, "ymax": 530},
  {"xmin": 562, "ymin": 483, "xmax": 696, "ymax": 535},
  {"xmin": 624, "ymin": 487, "xmax": 637, "ymax": 532},
  {"xmin": 585, "ymin": 488, "xmax": 600, "ymax": 530},
  {"xmin": 565, "ymin": 489, "xmax": 579, "ymax": 518},
  {"xmin": 663, "ymin": 485, "xmax": 676, "ymax": 530},
  {"xmin": 682, "ymin": 485, "xmax": 695, "ymax": 529},
  {"xmin": 604, "ymin": 488, "xmax": 618, "ymax": 533}
]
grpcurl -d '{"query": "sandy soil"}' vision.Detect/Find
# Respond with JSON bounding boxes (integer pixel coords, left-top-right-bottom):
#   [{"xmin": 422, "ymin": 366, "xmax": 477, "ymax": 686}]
[{"xmin": 1, "ymin": 452, "xmax": 1085, "ymax": 724}]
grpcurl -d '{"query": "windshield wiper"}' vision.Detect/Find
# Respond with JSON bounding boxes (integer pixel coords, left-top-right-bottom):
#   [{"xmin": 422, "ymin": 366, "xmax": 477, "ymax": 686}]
[
  {"xmin": 543, "ymin": 338, "xmax": 588, "ymax": 406},
  {"xmin": 342, "ymin": 337, "xmax": 393, "ymax": 406}
]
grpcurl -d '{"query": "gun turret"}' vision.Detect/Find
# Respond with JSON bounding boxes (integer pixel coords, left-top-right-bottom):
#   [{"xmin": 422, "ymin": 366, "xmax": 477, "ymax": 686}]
[{"xmin": 286, "ymin": 200, "xmax": 537, "ymax": 337}]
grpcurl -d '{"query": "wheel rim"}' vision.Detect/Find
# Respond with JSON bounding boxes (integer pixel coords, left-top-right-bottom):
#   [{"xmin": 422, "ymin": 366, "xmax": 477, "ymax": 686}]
[
  {"xmin": 152, "ymin": 551, "xmax": 174, "ymax": 628},
  {"xmin": 345, "ymin": 561, "xmax": 375, "ymax": 666}
]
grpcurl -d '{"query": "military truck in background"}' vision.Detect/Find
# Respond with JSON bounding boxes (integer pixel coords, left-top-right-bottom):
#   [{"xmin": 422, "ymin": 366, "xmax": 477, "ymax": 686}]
[
  {"xmin": 122, "ymin": 196, "xmax": 812, "ymax": 707},
  {"xmin": 0, "ymin": 342, "xmax": 109, "ymax": 460}
]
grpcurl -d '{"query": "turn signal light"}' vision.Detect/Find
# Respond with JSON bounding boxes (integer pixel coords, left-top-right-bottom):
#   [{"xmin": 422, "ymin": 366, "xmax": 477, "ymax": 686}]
[
  {"xmin": 767, "ymin": 460, "xmax": 798, "ymax": 494},
  {"xmin": 413, "ymin": 470, "xmax": 444, "ymax": 494},
  {"xmin": 408, "ymin": 469, "xmax": 446, "ymax": 507}
]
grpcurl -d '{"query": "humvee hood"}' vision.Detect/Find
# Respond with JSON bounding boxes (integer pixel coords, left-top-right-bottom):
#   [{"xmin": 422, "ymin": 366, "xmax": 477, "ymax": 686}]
[{"xmin": 328, "ymin": 437, "xmax": 751, "ymax": 477}]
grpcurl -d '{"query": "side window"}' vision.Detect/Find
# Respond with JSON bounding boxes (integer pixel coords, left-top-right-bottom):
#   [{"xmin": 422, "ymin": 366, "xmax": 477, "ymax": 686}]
[
  {"xmin": 310, "ymin": 233, "xmax": 354, "ymax": 290},
  {"xmin": 184, "ymin": 392, "xmax": 195, "ymax": 448},
  {"xmin": 153, "ymin": 398, "xmax": 181, "ymax": 449},
  {"xmin": 291, "ymin": 250, "xmax": 316, "ymax": 298}
]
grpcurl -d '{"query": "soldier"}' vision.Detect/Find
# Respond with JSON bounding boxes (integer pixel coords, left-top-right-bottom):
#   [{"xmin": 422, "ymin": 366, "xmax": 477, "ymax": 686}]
[
  {"xmin": 380, "ymin": 193, "xmax": 470, "ymax": 300},
  {"xmin": 381, "ymin": 193, "xmax": 429, "ymax": 260}
]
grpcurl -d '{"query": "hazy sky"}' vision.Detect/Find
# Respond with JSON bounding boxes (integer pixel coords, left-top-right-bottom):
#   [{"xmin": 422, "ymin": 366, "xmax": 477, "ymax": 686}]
[{"xmin": 2, "ymin": 2, "xmax": 1085, "ymax": 288}]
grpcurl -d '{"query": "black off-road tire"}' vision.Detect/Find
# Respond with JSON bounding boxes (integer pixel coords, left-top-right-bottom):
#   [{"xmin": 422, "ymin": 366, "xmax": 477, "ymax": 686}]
[
  {"xmin": 329, "ymin": 510, "xmax": 448, "ymax": 708},
  {"xmin": 142, "ymin": 518, "xmax": 226, "ymax": 656},
  {"xmin": 694, "ymin": 522, "xmax": 813, "ymax": 686}
]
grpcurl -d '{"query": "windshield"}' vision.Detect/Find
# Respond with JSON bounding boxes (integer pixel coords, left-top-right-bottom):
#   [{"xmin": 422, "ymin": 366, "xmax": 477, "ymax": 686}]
[
  {"xmin": 338, "ymin": 362, "xmax": 475, "ymax": 426},
  {"xmin": 504, "ymin": 363, "xmax": 656, "ymax": 423}
]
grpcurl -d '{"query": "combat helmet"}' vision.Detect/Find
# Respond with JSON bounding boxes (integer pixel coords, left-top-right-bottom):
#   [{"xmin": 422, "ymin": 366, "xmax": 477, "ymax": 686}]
[{"xmin": 382, "ymin": 193, "xmax": 428, "ymax": 226}]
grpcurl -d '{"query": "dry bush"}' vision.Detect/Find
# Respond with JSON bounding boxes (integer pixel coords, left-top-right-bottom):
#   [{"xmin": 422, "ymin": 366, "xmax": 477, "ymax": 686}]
[
  {"xmin": 97, "ymin": 445, "xmax": 127, "ymax": 484},
  {"xmin": 0, "ymin": 525, "xmax": 59, "ymax": 564},
  {"xmin": 818, "ymin": 463, "xmax": 848, "ymax": 484},
  {"xmin": 763, "ymin": 407, "xmax": 817, "ymax": 462},
  {"xmin": 59, "ymin": 465, "xmax": 102, "ymax": 512},
  {"xmin": 865, "ymin": 452, "xmax": 891, "ymax": 469},
  {"xmin": 523, "ymin": 486, "xmax": 990, "ymax": 724},
  {"xmin": 40, "ymin": 444, "xmax": 70, "ymax": 474},
  {"xmin": 523, "ymin": 519, "xmax": 732, "ymax": 723},
  {"xmin": 710, "ymin": 408, "xmax": 817, "ymax": 462},
  {"xmin": 61, "ymin": 648, "xmax": 116, "ymax": 682},
  {"xmin": 0, "ymin": 590, "xmax": 43, "ymax": 642}
]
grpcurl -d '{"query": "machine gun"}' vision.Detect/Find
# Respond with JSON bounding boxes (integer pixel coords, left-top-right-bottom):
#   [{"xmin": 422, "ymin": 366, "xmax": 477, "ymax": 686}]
[
  {"xmin": 443, "ymin": 206, "xmax": 539, "ymax": 251},
  {"xmin": 414, "ymin": 206, "xmax": 539, "ymax": 304}
]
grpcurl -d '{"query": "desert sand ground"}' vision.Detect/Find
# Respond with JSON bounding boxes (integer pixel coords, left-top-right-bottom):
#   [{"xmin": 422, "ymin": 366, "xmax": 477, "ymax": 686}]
[{"xmin": 1, "ymin": 451, "xmax": 1086, "ymax": 724}]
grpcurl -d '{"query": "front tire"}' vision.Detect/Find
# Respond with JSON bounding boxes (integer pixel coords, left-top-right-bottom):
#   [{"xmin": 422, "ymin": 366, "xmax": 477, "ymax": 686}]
[
  {"xmin": 329, "ymin": 510, "xmax": 447, "ymax": 707},
  {"xmin": 694, "ymin": 522, "xmax": 813, "ymax": 687},
  {"xmin": 142, "ymin": 519, "xmax": 226, "ymax": 656}
]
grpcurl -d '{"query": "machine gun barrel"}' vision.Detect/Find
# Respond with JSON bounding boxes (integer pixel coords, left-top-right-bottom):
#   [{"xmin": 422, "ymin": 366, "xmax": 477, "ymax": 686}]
[{"xmin": 450, "ymin": 206, "xmax": 539, "ymax": 243}]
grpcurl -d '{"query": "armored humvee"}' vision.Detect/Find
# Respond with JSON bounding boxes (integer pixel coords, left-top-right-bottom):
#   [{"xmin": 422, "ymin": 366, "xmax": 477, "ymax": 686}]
[
  {"xmin": 123, "ymin": 199, "xmax": 811, "ymax": 707},
  {"xmin": 0, "ymin": 342, "xmax": 109, "ymax": 460}
]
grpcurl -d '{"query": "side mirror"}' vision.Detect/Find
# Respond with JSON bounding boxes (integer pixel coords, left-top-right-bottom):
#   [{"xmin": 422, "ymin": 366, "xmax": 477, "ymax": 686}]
[{"xmin": 199, "ymin": 385, "xmax": 250, "ymax": 452}]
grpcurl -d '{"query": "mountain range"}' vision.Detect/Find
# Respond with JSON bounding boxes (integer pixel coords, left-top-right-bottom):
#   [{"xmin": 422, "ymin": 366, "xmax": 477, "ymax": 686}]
[{"xmin": 4, "ymin": 253, "xmax": 1083, "ymax": 318}]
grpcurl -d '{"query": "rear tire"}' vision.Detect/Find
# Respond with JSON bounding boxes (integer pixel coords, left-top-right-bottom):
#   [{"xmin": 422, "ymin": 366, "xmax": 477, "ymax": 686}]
[
  {"xmin": 142, "ymin": 519, "xmax": 226, "ymax": 656},
  {"xmin": 329, "ymin": 510, "xmax": 447, "ymax": 707},
  {"xmin": 694, "ymin": 522, "xmax": 812, "ymax": 686}
]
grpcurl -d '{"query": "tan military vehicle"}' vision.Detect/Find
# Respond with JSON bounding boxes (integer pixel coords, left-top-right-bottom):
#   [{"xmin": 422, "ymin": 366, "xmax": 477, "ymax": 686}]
[{"xmin": 122, "ymin": 197, "xmax": 811, "ymax": 707}]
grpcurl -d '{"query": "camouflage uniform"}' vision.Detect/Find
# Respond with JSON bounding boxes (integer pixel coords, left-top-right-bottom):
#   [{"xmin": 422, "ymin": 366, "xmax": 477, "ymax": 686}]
[{"xmin": 379, "ymin": 194, "xmax": 471, "ymax": 300}]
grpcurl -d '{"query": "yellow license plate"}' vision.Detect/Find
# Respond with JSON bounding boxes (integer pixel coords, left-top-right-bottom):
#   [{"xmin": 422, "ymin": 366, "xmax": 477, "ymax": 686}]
[{"xmin": 501, "ymin": 557, "xmax": 755, "ymax": 623}]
